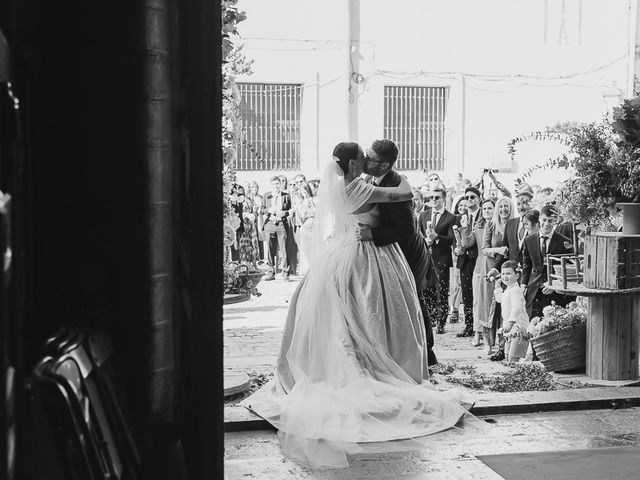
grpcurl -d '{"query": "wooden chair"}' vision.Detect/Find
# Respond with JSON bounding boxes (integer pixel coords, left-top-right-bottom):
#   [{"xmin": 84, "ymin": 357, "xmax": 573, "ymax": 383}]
[{"xmin": 29, "ymin": 333, "xmax": 141, "ymax": 479}]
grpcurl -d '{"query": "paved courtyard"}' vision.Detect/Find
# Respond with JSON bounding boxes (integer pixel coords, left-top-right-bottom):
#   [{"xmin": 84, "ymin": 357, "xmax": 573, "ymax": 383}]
[{"xmin": 223, "ymin": 275, "xmax": 511, "ymax": 377}]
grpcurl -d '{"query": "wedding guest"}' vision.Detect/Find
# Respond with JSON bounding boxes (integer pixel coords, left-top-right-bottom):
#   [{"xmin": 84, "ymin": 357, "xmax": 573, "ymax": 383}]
[
  {"xmin": 483, "ymin": 170, "xmax": 512, "ymax": 199},
  {"xmin": 488, "ymin": 185, "xmax": 534, "ymax": 280},
  {"xmin": 245, "ymin": 181, "xmax": 266, "ymax": 259},
  {"xmin": 459, "ymin": 198, "xmax": 495, "ymax": 348},
  {"xmin": 482, "ymin": 196, "xmax": 514, "ymax": 357},
  {"xmin": 418, "ymin": 187, "xmax": 456, "ymax": 334},
  {"xmin": 229, "ymin": 182, "xmax": 246, "ymax": 261},
  {"xmin": 534, "ymin": 186, "xmax": 555, "ymax": 210},
  {"xmin": 522, "ymin": 209, "xmax": 540, "ymax": 236},
  {"xmin": 521, "ymin": 204, "xmax": 576, "ymax": 318},
  {"xmin": 412, "ymin": 188, "xmax": 424, "ymax": 216},
  {"xmin": 308, "ymin": 178, "xmax": 320, "ymax": 196},
  {"xmin": 494, "ymin": 260, "xmax": 531, "ymax": 363},
  {"xmin": 294, "ymin": 182, "xmax": 316, "ymax": 274},
  {"xmin": 263, "ymin": 176, "xmax": 292, "ymax": 281},
  {"xmin": 447, "ymin": 196, "xmax": 467, "ymax": 324},
  {"xmin": 279, "ymin": 175, "xmax": 299, "ymax": 276},
  {"xmin": 454, "ymin": 186, "xmax": 482, "ymax": 337}
]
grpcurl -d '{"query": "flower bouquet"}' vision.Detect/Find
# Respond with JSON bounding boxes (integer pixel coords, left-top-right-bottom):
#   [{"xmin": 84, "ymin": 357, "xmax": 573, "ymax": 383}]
[
  {"xmin": 224, "ymin": 261, "xmax": 263, "ymax": 297},
  {"xmin": 528, "ymin": 301, "xmax": 587, "ymax": 372}
]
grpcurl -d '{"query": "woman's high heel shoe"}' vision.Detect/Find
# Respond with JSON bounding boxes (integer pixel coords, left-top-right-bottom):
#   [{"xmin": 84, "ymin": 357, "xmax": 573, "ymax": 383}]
[{"xmin": 471, "ymin": 332, "xmax": 482, "ymax": 347}]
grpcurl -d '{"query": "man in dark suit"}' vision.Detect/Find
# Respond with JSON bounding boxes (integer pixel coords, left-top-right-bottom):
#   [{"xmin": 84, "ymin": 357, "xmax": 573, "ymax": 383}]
[
  {"xmin": 357, "ymin": 139, "xmax": 438, "ymax": 366},
  {"xmin": 263, "ymin": 175, "xmax": 292, "ymax": 281},
  {"xmin": 521, "ymin": 204, "xmax": 576, "ymax": 318},
  {"xmin": 454, "ymin": 186, "xmax": 482, "ymax": 337},
  {"xmin": 489, "ymin": 184, "xmax": 534, "ymax": 277},
  {"xmin": 418, "ymin": 187, "xmax": 456, "ymax": 334}
]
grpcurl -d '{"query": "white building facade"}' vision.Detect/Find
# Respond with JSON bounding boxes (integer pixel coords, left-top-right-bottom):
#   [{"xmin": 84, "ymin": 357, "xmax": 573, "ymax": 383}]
[{"xmin": 234, "ymin": 0, "xmax": 637, "ymax": 190}]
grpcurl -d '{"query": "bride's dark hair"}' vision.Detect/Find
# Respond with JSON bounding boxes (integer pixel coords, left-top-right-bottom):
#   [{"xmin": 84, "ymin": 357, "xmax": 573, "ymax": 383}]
[{"xmin": 332, "ymin": 142, "xmax": 360, "ymax": 174}]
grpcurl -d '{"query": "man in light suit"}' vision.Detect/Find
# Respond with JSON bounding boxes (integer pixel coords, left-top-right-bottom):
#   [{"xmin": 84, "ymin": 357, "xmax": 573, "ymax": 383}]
[
  {"xmin": 521, "ymin": 204, "xmax": 576, "ymax": 318},
  {"xmin": 263, "ymin": 176, "xmax": 292, "ymax": 281},
  {"xmin": 418, "ymin": 188, "xmax": 456, "ymax": 334}
]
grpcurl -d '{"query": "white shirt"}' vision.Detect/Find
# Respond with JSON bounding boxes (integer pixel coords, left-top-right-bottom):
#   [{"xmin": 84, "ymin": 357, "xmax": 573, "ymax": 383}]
[
  {"xmin": 539, "ymin": 232, "xmax": 552, "ymax": 263},
  {"xmin": 374, "ymin": 171, "xmax": 390, "ymax": 185},
  {"xmin": 517, "ymin": 217, "xmax": 527, "ymax": 249},
  {"xmin": 431, "ymin": 208, "xmax": 445, "ymax": 226},
  {"xmin": 467, "ymin": 208, "xmax": 479, "ymax": 229}
]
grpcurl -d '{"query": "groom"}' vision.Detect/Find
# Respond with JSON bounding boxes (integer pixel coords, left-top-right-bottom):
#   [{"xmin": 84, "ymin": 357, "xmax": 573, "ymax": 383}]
[{"xmin": 357, "ymin": 139, "xmax": 439, "ymax": 367}]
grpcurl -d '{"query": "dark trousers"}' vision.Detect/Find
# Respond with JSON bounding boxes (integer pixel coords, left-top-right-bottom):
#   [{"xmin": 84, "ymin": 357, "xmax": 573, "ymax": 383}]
[
  {"xmin": 418, "ymin": 292, "xmax": 438, "ymax": 366},
  {"xmin": 265, "ymin": 225, "xmax": 289, "ymax": 275},
  {"xmin": 424, "ymin": 265, "xmax": 450, "ymax": 328},
  {"xmin": 285, "ymin": 223, "xmax": 298, "ymax": 275},
  {"xmin": 459, "ymin": 257, "xmax": 476, "ymax": 330}
]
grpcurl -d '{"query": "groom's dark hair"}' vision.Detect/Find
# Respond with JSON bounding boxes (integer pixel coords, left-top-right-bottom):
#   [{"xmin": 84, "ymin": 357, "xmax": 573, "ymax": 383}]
[
  {"xmin": 333, "ymin": 142, "xmax": 360, "ymax": 174},
  {"xmin": 371, "ymin": 139, "xmax": 398, "ymax": 166}
]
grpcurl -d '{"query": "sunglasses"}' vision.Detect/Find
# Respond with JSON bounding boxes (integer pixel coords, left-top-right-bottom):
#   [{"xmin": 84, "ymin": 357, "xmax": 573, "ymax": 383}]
[
  {"xmin": 425, "ymin": 196, "xmax": 442, "ymax": 200},
  {"xmin": 517, "ymin": 199, "xmax": 532, "ymax": 205},
  {"xmin": 464, "ymin": 195, "xmax": 478, "ymax": 200}
]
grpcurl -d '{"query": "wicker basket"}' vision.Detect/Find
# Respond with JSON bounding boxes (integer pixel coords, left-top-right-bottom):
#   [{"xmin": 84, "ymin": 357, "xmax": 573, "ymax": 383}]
[{"xmin": 530, "ymin": 324, "xmax": 586, "ymax": 373}]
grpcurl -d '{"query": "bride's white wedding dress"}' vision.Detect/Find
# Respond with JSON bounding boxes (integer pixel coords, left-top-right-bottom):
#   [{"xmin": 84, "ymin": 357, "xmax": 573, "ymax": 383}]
[{"xmin": 240, "ymin": 165, "xmax": 470, "ymax": 468}]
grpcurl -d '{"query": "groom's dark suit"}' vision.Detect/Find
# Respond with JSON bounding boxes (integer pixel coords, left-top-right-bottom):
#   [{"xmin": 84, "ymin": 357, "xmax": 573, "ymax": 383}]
[{"xmin": 370, "ymin": 170, "xmax": 438, "ymax": 366}]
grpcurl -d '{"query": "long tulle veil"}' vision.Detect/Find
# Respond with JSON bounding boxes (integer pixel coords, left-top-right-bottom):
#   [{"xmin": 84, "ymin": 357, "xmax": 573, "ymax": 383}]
[
  {"xmin": 240, "ymin": 159, "xmax": 479, "ymax": 470},
  {"xmin": 307, "ymin": 159, "xmax": 354, "ymax": 265}
]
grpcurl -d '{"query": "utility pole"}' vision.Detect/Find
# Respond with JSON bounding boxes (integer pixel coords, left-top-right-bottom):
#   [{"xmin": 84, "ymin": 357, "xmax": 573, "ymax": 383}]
[
  {"xmin": 346, "ymin": 0, "xmax": 360, "ymax": 141},
  {"xmin": 632, "ymin": 0, "xmax": 640, "ymax": 96}
]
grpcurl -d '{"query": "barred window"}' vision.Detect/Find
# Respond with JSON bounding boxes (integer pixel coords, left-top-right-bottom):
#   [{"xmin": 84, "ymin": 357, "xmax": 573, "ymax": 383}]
[
  {"xmin": 237, "ymin": 83, "xmax": 303, "ymax": 171},
  {"xmin": 383, "ymin": 86, "xmax": 448, "ymax": 171}
]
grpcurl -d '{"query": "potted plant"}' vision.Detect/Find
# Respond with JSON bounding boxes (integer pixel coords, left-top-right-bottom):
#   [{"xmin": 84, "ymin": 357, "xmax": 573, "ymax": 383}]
[{"xmin": 554, "ymin": 97, "xmax": 640, "ymax": 233}]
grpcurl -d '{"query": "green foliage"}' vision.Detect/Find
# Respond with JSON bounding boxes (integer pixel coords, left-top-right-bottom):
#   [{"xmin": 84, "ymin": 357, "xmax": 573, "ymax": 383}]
[
  {"xmin": 512, "ymin": 96, "xmax": 640, "ymax": 230},
  {"xmin": 611, "ymin": 96, "xmax": 640, "ymax": 147},
  {"xmin": 445, "ymin": 363, "xmax": 559, "ymax": 392}
]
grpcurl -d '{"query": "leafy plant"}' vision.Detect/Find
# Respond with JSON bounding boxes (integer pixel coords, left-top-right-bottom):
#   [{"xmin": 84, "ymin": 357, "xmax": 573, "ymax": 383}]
[{"xmin": 445, "ymin": 363, "xmax": 559, "ymax": 392}]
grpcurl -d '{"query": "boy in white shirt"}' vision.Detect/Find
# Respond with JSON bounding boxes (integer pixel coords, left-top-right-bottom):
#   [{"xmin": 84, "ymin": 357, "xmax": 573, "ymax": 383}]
[{"xmin": 494, "ymin": 260, "xmax": 530, "ymax": 362}]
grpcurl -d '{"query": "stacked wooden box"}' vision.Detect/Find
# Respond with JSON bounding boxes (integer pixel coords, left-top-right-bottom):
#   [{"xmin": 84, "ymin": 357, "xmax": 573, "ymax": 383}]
[
  {"xmin": 583, "ymin": 233, "xmax": 640, "ymax": 380},
  {"xmin": 583, "ymin": 233, "xmax": 640, "ymax": 289}
]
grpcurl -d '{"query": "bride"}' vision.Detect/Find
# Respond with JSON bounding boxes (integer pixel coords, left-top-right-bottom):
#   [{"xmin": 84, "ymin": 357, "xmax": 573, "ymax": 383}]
[{"xmin": 240, "ymin": 142, "xmax": 470, "ymax": 468}]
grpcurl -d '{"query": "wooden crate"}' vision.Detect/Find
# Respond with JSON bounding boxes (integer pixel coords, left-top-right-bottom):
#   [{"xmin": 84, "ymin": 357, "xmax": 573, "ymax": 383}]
[{"xmin": 583, "ymin": 233, "xmax": 640, "ymax": 289}]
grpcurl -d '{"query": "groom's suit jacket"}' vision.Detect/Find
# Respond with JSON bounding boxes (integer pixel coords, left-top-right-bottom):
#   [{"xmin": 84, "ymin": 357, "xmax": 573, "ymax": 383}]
[{"xmin": 370, "ymin": 170, "xmax": 436, "ymax": 292}]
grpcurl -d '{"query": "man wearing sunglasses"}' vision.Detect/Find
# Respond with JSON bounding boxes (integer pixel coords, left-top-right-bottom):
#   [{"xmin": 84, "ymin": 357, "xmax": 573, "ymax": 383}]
[
  {"xmin": 418, "ymin": 188, "xmax": 456, "ymax": 334},
  {"xmin": 454, "ymin": 186, "xmax": 482, "ymax": 337},
  {"xmin": 488, "ymin": 184, "xmax": 534, "ymax": 281}
]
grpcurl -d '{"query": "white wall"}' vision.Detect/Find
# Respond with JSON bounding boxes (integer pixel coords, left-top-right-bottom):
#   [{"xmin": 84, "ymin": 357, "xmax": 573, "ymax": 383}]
[{"xmin": 234, "ymin": 0, "xmax": 635, "ymax": 192}]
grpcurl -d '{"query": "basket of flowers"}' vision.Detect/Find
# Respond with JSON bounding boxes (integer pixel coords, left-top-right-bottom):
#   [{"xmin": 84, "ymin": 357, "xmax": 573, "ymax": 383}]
[
  {"xmin": 224, "ymin": 262, "xmax": 263, "ymax": 298},
  {"xmin": 528, "ymin": 301, "xmax": 587, "ymax": 372}
]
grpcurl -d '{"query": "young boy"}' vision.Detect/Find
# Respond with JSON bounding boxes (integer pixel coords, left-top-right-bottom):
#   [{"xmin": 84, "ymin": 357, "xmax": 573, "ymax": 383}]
[{"xmin": 494, "ymin": 260, "xmax": 530, "ymax": 362}]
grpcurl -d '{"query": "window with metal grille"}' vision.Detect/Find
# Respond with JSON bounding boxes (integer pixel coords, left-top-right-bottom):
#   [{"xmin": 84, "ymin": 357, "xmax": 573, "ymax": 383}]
[
  {"xmin": 236, "ymin": 82, "xmax": 303, "ymax": 171},
  {"xmin": 383, "ymin": 86, "xmax": 448, "ymax": 171}
]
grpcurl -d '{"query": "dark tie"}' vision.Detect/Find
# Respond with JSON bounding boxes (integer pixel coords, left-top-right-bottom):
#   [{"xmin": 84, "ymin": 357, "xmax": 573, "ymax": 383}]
[
  {"xmin": 541, "ymin": 236, "xmax": 548, "ymax": 263},
  {"xmin": 432, "ymin": 211, "xmax": 440, "ymax": 228},
  {"xmin": 518, "ymin": 221, "xmax": 525, "ymax": 241}
]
